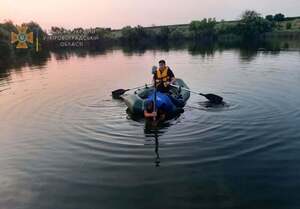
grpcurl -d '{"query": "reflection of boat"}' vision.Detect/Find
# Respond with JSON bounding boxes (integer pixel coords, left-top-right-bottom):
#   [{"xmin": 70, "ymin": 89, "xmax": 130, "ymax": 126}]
[{"xmin": 121, "ymin": 78, "xmax": 190, "ymax": 118}]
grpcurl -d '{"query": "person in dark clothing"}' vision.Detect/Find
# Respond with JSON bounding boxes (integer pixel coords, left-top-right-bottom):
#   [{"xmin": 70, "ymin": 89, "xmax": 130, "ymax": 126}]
[
  {"xmin": 153, "ymin": 60, "xmax": 176, "ymax": 93},
  {"xmin": 144, "ymin": 100, "xmax": 166, "ymax": 121}
]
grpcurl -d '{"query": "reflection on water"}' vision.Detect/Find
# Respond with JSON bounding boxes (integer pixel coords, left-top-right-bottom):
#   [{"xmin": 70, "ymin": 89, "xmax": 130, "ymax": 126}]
[
  {"xmin": 144, "ymin": 118, "xmax": 184, "ymax": 167},
  {"xmin": 0, "ymin": 49, "xmax": 50, "ymax": 74},
  {"xmin": 154, "ymin": 133, "xmax": 160, "ymax": 167},
  {"xmin": 1, "ymin": 38, "xmax": 300, "ymax": 75},
  {"xmin": 1, "ymin": 39, "xmax": 300, "ymax": 209},
  {"xmin": 144, "ymin": 121, "xmax": 162, "ymax": 167}
]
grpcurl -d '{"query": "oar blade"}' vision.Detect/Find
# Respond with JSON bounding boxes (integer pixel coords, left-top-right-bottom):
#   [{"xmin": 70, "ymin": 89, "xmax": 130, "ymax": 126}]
[
  {"xmin": 112, "ymin": 89, "xmax": 128, "ymax": 98},
  {"xmin": 204, "ymin": 94, "xmax": 223, "ymax": 104}
]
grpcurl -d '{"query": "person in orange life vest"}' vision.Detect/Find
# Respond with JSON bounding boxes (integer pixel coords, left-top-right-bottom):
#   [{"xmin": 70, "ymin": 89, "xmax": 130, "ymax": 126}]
[{"xmin": 153, "ymin": 60, "xmax": 176, "ymax": 93}]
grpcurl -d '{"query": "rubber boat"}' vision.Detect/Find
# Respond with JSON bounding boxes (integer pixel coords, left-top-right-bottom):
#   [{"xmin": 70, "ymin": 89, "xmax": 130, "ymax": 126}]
[{"xmin": 121, "ymin": 78, "xmax": 190, "ymax": 117}]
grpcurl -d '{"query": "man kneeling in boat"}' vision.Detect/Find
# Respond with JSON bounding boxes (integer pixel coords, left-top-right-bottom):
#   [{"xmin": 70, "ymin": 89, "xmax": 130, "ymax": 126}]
[
  {"xmin": 153, "ymin": 60, "xmax": 176, "ymax": 93},
  {"xmin": 144, "ymin": 100, "xmax": 166, "ymax": 121}
]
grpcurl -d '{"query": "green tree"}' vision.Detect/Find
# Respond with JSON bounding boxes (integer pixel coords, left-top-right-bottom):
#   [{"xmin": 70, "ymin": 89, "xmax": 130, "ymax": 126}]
[
  {"xmin": 157, "ymin": 26, "xmax": 170, "ymax": 42},
  {"xmin": 121, "ymin": 25, "xmax": 150, "ymax": 44},
  {"xmin": 73, "ymin": 27, "xmax": 84, "ymax": 34},
  {"xmin": 216, "ymin": 22, "xmax": 239, "ymax": 35},
  {"xmin": 26, "ymin": 21, "xmax": 46, "ymax": 40},
  {"xmin": 169, "ymin": 28, "xmax": 186, "ymax": 41},
  {"xmin": 265, "ymin": 15, "xmax": 274, "ymax": 21},
  {"xmin": 237, "ymin": 10, "xmax": 273, "ymax": 40},
  {"xmin": 189, "ymin": 18, "xmax": 217, "ymax": 41},
  {"xmin": 274, "ymin": 13, "xmax": 285, "ymax": 22},
  {"xmin": 241, "ymin": 10, "xmax": 261, "ymax": 22},
  {"xmin": 0, "ymin": 20, "xmax": 16, "ymax": 33},
  {"xmin": 0, "ymin": 21, "xmax": 14, "ymax": 59},
  {"xmin": 121, "ymin": 26, "xmax": 135, "ymax": 43},
  {"xmin": 95, "ymin": 27, "xmax": 112, "ymax": 40}
]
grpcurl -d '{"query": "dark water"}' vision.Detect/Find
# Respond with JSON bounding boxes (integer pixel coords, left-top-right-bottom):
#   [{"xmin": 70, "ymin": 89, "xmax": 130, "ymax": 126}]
[{"xmin": 1, "ymin": 46, "xmax": 300, "ymax": 209}]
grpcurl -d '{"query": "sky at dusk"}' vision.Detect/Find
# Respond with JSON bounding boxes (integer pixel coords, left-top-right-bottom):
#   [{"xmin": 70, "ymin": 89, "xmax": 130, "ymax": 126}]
[{"xmin": 1, "ymin": 0, "xmax": 300, "ymax": 30}]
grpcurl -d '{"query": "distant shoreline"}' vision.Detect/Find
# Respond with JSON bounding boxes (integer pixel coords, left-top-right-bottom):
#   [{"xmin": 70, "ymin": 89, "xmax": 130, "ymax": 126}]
[
  {"xmin": 1, "ymin": 11, "xmax": 300, "ymax": 56},
  {"xmin": 106, "ymin": 16, "xmax": 299, "ymax": 32},
  {"xmin": 110, "ymin": 16, "xmax": 300, "ymax": 31}
]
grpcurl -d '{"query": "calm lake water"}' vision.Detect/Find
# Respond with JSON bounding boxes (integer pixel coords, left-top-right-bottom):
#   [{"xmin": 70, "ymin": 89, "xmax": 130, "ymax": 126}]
[{"xmin": 1, "ymin": 46, "xmax": 300, "ymax": 209}]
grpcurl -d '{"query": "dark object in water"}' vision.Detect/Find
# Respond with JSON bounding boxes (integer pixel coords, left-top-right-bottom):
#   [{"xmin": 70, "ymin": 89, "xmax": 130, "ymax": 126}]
[
  {"xmin": 200, "ymin": 101, "xmax": 225, "ymax": 108},
  {"xmin": 200, "ymin": 93, "xmax": 223, "ymax": 104},
  {"xmin": 112, "ymin": 88, "xmax": 129, "ymax": 99}
]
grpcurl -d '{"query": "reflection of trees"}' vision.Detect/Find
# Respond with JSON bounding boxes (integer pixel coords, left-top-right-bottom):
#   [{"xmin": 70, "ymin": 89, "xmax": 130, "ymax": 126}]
[
  {"xmin": 50, "ymin": 47, "xmax": 109, "ymax": 60},
  {"xmin": 238, "ymin": 39, "xmax": 290, "ymax": 62},
  {"xmin": 0, "ymin": 46, "xmax": 111, "ymax": 76},
  {"xmin": 120, "ymin": 41, "xmax": 187, "ymax": 56},
  {"xmin": 188, "ymin": 42, "xmax": 216, "ymax": 57},
  {"xmin": 0, "ymin": 49, "xmax": 50, "ymax": 78},
  {"xmin": 239, "ymin": 48, "xmax": 259, "ymax": 62},
  {"xmin": 1, "ymin": 38, "xmax": 299, "ymax": 78},
  {"xmin": 121, "ymin": 44, "xmax": 147, "ymax": 56}
]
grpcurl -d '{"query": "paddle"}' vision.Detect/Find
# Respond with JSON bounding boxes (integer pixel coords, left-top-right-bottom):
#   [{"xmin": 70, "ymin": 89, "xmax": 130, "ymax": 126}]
[
  {"xmin": 112, "ymin": 84, "xmax": 150, "ymax": 98},
  {"xmin": 170, "ymin": 84, "xmax": 223, "ymax": 104},
  {"xmin": 152, "ymin": 66, "xmax": 158, "ymax": 121}
]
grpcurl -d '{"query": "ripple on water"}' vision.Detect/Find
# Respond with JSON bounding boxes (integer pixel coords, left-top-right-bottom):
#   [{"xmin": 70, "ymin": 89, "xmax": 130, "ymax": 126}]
[
  {"xmin": 44, "ymin": 86, "xmax": 288, "ymax": 168},
  {"xmin": 0, "ymin": 85, "xmax": 295, "ymax": 170},
  {"xmin": 2, "ymin": 52, "xmax": 299, "ymax": 171}
]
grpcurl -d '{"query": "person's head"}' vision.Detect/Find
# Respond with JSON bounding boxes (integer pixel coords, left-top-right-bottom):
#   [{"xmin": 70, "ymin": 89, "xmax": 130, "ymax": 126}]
[
  {"xmin": 152, "ymin": 65, "xmax": 157, "ymax": 75},
  {"xmin": 158, "ymin": 60, "xmax": 166, "ymax": 70}
]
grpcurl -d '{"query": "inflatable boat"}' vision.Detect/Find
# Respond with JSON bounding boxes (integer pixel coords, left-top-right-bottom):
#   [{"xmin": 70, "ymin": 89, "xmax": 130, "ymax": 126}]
[{"xmin": 121, "ymin": 78, "xmax": 190, "ymax": 117}]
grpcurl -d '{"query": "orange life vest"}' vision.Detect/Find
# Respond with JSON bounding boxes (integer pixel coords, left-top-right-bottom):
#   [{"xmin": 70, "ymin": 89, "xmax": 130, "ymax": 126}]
[{"xmin": 156, "ymin": 66, "xmax": 170, "ymax": 87}]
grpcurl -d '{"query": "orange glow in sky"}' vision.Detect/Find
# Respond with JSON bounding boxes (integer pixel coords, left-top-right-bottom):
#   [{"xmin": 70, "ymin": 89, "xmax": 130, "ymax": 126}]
[{"xmin": 1, "ymin": 0, "xmax": 300, "ymax": 29}]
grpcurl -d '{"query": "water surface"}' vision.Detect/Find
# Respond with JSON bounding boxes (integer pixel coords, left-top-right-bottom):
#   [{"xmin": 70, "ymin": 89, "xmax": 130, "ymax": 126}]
[{"xmin": 1, "ymin": 46, "xmax": 300, "ymax": 209}]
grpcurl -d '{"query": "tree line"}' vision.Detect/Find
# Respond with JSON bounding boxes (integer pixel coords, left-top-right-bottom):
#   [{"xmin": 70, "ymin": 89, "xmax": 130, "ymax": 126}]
[
  {"xmin": 120, "ymin": 11, "xmax": 293, "ymax": 45},
  {"xmin": 0, "ymin": 10, "xmax": 298, "ymax": 56}
]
